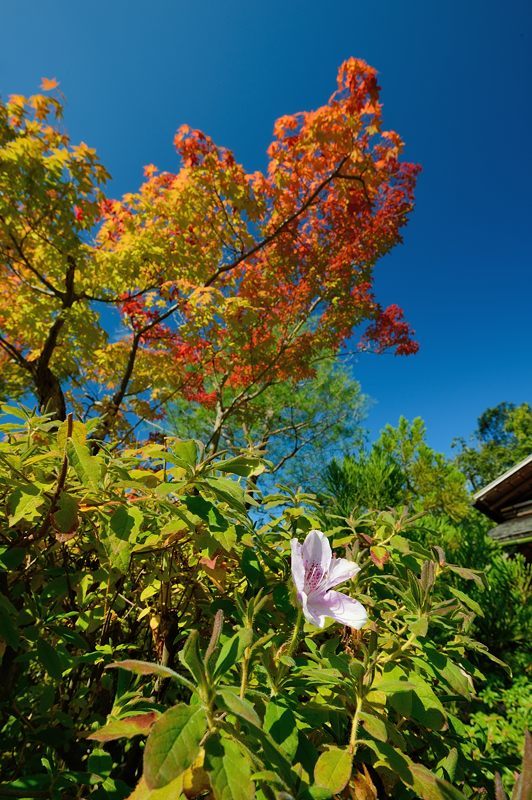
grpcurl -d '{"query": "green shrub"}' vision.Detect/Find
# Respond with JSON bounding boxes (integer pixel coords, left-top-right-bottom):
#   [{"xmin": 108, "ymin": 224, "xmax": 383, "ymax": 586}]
[
  {"xmin": 462, "ymin": 675, "xmax": 531, "ymax": 794},
  {"xmin": 0, "ymin": 407, "xmax": 508, "ymax": 799}
]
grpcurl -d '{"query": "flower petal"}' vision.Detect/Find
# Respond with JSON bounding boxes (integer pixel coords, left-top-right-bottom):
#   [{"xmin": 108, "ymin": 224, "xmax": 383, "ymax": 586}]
[
  {"xmin": 302, "ymin": 529, "xmax": 332, "ymax": 574},
  {"xmin": 326, "ymin": 557, "xmax": 361, "ymax": 590},
  {"xmin": 291, "ymin": 539, "xmax": 305, "ymax": 594},
  {"xmin": 301, "ymin": 593, "xmax": 327, "ymax": 628},
  {"xmin": 308, "ymin": 590, "xmax": 367, "ymax": 630}
]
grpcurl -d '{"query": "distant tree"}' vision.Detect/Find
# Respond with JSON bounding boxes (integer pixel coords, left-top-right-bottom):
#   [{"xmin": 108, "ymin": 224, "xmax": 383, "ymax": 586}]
[
  {"xmin": 322, "ymin": 448, "xmax": 404, "ymax": 520},
  {"xmin": 322, "ymin": 416, "xmax": 470, "ymax": 522},
  {"xmin": 165, "ymin": 359, "xmax": 367, "ymax": 486},
  {"xmin": 454, "ymin": 402, "xmax": 532, "ymax": 489}
]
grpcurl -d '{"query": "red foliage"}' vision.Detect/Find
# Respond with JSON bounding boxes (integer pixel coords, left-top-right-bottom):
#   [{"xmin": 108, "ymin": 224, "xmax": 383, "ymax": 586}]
[{"xmin": 98, "ymin": 59, "xmax": 420, "ymax": 414}]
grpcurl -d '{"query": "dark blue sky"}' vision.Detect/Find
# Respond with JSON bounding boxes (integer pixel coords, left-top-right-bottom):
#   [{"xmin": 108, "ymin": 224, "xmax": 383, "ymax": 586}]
[{"xmin": 1, "ymin": 0, "xmax": 530, "ymax": 454}]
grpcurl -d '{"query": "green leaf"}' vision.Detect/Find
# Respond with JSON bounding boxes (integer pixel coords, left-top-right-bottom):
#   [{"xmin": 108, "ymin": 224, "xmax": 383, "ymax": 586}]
[
  {"xmin": 406, "ymin": 673, "xmax": 446, "ymax": 729},
  {"xmin": 88, "ymin": 711, "xmax": 160, "ymax": 742},
  {"xmin": 52, "ymin": 491, "xmax": 79, "ymax": 536},
  {"xmin": 127, "ymin": 775, "xmax": 185, "ymax": 800},
  {"xmin": 409, "ymin": 615, "xmax": 429, "ymax": 637},
  {"xmin": 314, "ymin": 747, "xmax": 352, "ymax": 794},
  {"xmin": 211, "ymin": 524, "xmax": 237, "ymax": 553},
  {"xmin": 305, "ymin": 789, "xmax": 334, "ymax": 800},
  {"xmin": 241, "ymin": 548, "xmax": 265, "ymax": 588},
  {"xmin": 364, "ymin": 740, "xmax": 467, "ymax": 798},
  {"xmin": 170, "ymin": 439, "xmax": 199, "ymax": 469},
  {"xmin": 37, "ymin": 638, "xmax": 64, "ymax": 679},
  {"xmin": 103, "ymin": 505, "xmax": 143, "ymax": 572},
  {"xmin": 0, "ymin": 546, "xmax": 25, "ymax": 571},
  {"xmin": 216, "ymin": 688, "xmax": 261, "ymax": 728},
  {"xmin": 250, "ymin": 770, "xmax": 283, "ymax": 786},
  {"xmin": 447, "ymin": 564, "xmax": 485, "ymax": 588},
  {"xmin": 58, "ymin": 419, "xmax": 87, "ymax": 449},
  {"xmin": 103, "ymin": 531, "xmax": 132, "ymax": 573},
  {"xmin": 214, "ymin": 455, "xmax": 265, "ymax": 478},
  {"xmin": 264, "ymin": 699, "xmax": 298, "ymax": 760},
  {"xmin": 179, "ymin": 630, "xmax": 206, "ymax": 686},
  {"xmin": 140, "ymin": 580, "xmax": 161, "ymax": 601},
  {"xmin": 107, "ymin": 660, "xmax": 194, "ymax": 691},
  {"xmin": 0, "ymin": 775, "xmax": 52, "ymax": 795},
  {"xmin": 0, "ymin": 404, "xmax": 31, "ymax": 421},
  {"xmin": 110, "ymin": 504, "xmax": 144, "ymax": 540},
  {"xmin": 204, "ymin": 731, "xmax": 255, "ymax": 800},
  {"xmin": 204, "ymin": 476, "xmax": 247, "ymax": 513},
  {"xmin": 410, "ymin": 763, "xmax": 468, "ymax": 799},
  {"xmin": 373, "ymin": 678, "xmax": 418, "ymax": 694},
  {"xmin": 143, "ymin": 703, "xmax": 208, "ymax": 789},
  {"xmin": 214, "ymin": 628, "xmax": 252, "ymax": 678},
  {"xmin": 67, "ymin": 438, "xmax": 102, "ymax": 489},
  {"xmin": 362, "ymin": 739, "xmax": 413, "ymax": 785},
  {"xmin": 437, "ymin": 748, "xmax": 458, "ymax": 783},
  {"xmin": 448, "ymin": 587, "xmax": 484, "ymax": 617},
  {"xmin": 359, "ymin": 711, "xmax": 387, "ymax": 742},
  {"xmin": 8, "ymin": 484, "xmax": 45, "ymax": 525},
  {"xmin": 88, "ymin": 748, "xmax": 113, "ymax": 777},
  {"xmin": 422, "ymin": 646, "xmax": 472, "ymax": 699}
]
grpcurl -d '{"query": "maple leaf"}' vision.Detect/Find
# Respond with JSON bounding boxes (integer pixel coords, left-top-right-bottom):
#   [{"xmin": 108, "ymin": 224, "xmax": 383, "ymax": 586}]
[
  {"xmin": 40, "ymin": 77, "xmax": 59, "ymax": 91},
  {"xmin": 143, "ymin": 163, "xmax": 158, "ymax": 177}
]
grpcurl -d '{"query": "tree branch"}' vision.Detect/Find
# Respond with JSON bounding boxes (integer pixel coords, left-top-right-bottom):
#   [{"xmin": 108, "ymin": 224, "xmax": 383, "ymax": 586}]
[
  {"xmin": 139, "ymin": 154, "xmax": 351, "ymax": 334},
  {"xmin": 0, "ymin": 214, "xmax": 64, "ymax": 299},
  {"xmin": 203, "ymin": 153, "xmax": 351, "ymax": 287},
  {"xmin": 336, "ymin": 171, "xmax": 372, "ymax": 207},
  {"xmin": 0, "ymin": 334, "xmax": 31, "ymax": 372},
  {"xmin": 93, "ymin": 331, "xmax": 143, "ymax": 441}
]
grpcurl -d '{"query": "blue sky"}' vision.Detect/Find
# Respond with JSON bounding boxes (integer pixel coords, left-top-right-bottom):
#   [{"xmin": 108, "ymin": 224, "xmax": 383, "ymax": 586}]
[{"xmin": 1, "ymin": 0, "xmax": 530, "ymax": 454}]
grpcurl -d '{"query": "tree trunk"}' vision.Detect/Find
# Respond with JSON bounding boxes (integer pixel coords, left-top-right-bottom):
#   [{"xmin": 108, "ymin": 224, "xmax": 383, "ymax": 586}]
[{"xmin": 34, "ymin": 362, "xmax": 66, "ymax": 421}]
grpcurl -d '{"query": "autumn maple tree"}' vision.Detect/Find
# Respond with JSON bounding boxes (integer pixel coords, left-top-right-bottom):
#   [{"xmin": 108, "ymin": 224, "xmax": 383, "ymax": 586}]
[{"xmin": 0, "ymin": 61, "xmax": 420, "ymax": 442}]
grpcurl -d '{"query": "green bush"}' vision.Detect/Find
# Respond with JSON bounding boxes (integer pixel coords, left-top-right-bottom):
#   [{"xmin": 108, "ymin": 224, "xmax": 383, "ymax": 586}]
[
  {"xmin": 462, "ymin": 675, "xmax": 531, "ymax": 794},
  {"xmin": 0, "ymin": 407, "xmax": 510, "ymax": 798}
]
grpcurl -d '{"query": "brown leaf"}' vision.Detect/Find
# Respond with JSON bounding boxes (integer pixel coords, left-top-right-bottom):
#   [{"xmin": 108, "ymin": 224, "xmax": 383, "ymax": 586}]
[
  {"xmin": 87, "ymin": 711, "xmax": 159, "ymax": 742},
  {"xmin": 350, "ymin": 765, "xmax": 378, "ymax": 799}
]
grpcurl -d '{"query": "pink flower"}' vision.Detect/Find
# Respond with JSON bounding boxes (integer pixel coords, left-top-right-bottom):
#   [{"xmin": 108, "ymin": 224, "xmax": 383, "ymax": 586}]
[{"xmin": 291, "ymin": 529, "xmax": 367, "ymax": 629}]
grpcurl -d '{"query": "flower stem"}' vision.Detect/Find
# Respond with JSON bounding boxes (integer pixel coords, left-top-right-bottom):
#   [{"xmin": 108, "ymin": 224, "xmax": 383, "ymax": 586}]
[
  {"xmin": 349, "ymin": 696, "xmax": 362, "ymax": 755},
  {"xmin": 273, "ymin": 607, "xmax": 303, "ymax": 691},
  {"xmin": 239, "ymin": 648, "xmax": 250, "ymax": 699},
  {"xmin": 286, "ymin": 607, "xmax": 304, "ymax": 659}
]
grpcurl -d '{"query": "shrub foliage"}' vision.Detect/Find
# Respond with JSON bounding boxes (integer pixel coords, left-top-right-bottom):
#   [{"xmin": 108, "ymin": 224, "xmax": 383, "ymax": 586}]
[{"xmin": 0, "ymin": 407, "xmax": 510, "ymax": 799}]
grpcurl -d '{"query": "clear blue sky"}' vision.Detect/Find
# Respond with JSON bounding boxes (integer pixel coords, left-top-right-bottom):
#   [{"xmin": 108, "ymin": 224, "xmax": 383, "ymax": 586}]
[{"xmin": 1, "ymin": 0, "xmax": 530, "ymax": 454}]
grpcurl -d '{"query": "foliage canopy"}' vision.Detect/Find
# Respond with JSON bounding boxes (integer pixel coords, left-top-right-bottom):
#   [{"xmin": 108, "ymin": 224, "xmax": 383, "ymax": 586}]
[{"xmin": 0, "ymin": 61, "xmax": 419, "ymax": 443}]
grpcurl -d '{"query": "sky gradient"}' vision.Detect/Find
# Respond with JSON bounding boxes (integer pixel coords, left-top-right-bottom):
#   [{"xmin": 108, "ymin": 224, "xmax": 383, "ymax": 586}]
[{"xmin": 1, "ymin": 0, "xmax": 530, "ymax": 454}]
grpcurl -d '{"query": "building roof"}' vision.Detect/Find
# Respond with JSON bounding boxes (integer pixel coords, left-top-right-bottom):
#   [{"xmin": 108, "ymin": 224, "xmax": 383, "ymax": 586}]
[
  {"xmin": 473, "ymin": 453, "xmax": 532, "ymax": 546},
  {"xmin": 473, "ymin": 453, "xmax": 532, "ymax": 521}
]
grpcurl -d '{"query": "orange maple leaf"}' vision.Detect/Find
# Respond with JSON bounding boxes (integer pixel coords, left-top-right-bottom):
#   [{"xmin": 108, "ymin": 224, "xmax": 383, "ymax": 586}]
[
  {"xmin": 143, "ymin": 163, "xmax": 158, "ymax": 177},
  {"xmin": 40, "ymin": 77, "xmax": 59, "ymax": 91}
]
